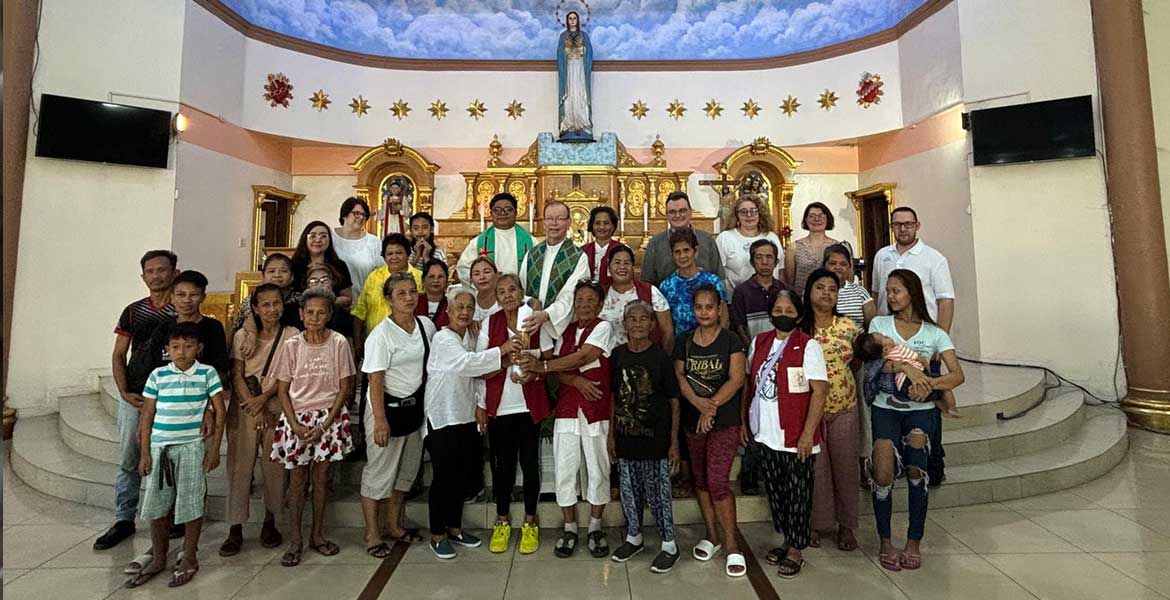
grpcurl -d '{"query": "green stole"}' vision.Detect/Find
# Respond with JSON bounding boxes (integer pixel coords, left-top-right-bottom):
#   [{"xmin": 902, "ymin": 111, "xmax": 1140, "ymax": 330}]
[
  {"xmin": 476, "ymin": 225, "xmax": 534, "ymax": 272},
  {"xmin": 525, "ymin": 239, "xmax": 584, "ymax": 307}
]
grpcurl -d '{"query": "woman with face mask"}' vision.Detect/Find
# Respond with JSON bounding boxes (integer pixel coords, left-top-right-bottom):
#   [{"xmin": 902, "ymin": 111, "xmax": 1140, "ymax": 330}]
[{"xmin": 741, "ymin": 290, "xmax": 829, "ymax": 579}]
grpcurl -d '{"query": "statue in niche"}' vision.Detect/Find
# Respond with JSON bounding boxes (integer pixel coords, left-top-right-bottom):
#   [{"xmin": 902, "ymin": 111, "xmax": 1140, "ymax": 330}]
[
  {"xmin": 380, "ymin": 176, "xmax": 414, "ymax": 235},
  {"xmin": 739, "ymin": 170, "xmax": 771, "ymax": 208},
  {"xmin": 557, "ymin": 10, "xmax": 593, "ymax": 142}
]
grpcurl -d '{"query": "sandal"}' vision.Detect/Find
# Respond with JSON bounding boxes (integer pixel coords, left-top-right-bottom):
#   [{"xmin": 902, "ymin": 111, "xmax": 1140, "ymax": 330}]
[
  {"xmin": 124, "ymin": 565, "xmax": 166, "ymax": 589},
  {"xmin": 366, "ymin": 543, "xmax": 393, "ymax": 559},
  {"xmin": 386, "ymin": 529, "xmax": 424, "ymax": 543},
  {"xmin": 124, "ymin": 551, "xmax": 154, "ymax": 574},
  {"xmin": 587, "ymin": 530, "xmax": 609, "ymax": 558},
  {"xmin": 725, "ymin": 553, "xmax": 747, "ymax": 578},
  {"xmin": 899, "ymin": 552, "xmax": 922, "ymax": 570},
  {"xmin": 554, "ymin": 531, "xmax": 579, "ymax": 558},
  {"xmin": 765, "ymin": 542, "xmax": 791, "ymax": 565},
  {"xmin": 692, "ymin": 539, "xmax": 721, "ymax": 562},
  {"xmin": 309, "ymin": 540, "xmax": 340, "ymax": 557},
  {"xmin": 168, "ymin": 565, "xmax": 199, "ymax": 588},
  {"xmin": 879, "ymin": 551, "xmax": 903, "ymax": 572},
  {"xmin": 808, "ymin": 532, "xmax": 821, "ymax": 548},
  {"xmin": 777, "ymin": 556, "xmax": 804, "ymax": 579},
  {"xmin": 281, "ymin": 544, "xmax": 303, "ymax": 567},
  {"xmin": 836, "ymin": 529, "xmax": 858, "ymax": 552}
]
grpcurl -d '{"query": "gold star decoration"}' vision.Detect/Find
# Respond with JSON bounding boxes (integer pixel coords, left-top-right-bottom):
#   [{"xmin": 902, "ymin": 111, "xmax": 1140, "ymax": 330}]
[
  {"xmin": 309, "ymin": 89, "xmax": 331, "ymax": 111},
  {"xmin": 505, "ymin": 100, "xmax": 526, "ymax": 119},
  {"xmin": 818, "ymin": 89, "xmax": 839, "ymax": 111},
  {"xmin": 348, "ymin": 96, "xmax": 370, "ymax": 116},
  {"xmin": 629, "ymin": 100, "xmax": 649, "ymax": 120},
  {"xmin": 428, "ymin": 100, "xmax": 449, "ymax": 120},
  {"xmin": 781, "ymin": 95, "xmax": 801, "ymax": 117},
  {"xmin": 741, "ymin": 98, "xmax": 761, "ymax": 119},
  {"xmin": 703, "ymin": 99, "xmax": 723, "ymax": 119},
  {"xmin": 466, "ymin": 99, "xmax": 487, "ymax": 120},
  {"xmin": 666, "ymin": 99, "xmax": 687, "ymax": 120},
  {"xmin": 390, "ymin": 99, "xmax": 411, "ymax": 120}
]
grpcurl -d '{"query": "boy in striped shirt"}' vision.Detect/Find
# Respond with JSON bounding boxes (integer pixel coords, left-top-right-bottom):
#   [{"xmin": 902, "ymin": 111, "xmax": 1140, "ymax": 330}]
[{"xmin": 127, "ymin": 322, "xmax": 226, "ymax": 589}]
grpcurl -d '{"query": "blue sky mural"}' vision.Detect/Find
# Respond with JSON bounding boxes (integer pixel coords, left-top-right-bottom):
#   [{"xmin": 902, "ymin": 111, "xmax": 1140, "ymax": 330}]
[{"xmin": 220, "ymin": 0, "xmax": 929, "ymax": 61}]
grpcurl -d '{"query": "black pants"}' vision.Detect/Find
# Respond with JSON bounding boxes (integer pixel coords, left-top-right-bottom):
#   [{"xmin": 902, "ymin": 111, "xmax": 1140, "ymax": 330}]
[
  {"xmin": 760, "ymin": 447, "xmax": 817, "ymax": 550},
  {"xmin": 488, "ymin": 412, "xmax": 541, "ymax": 518},
  {"xmin": 927, "ymin": 359, "xmax": 946, "ymax": 481},
  {"xmin": 426, "ymin": 422, "xmax": 480, "ymax": 536}
]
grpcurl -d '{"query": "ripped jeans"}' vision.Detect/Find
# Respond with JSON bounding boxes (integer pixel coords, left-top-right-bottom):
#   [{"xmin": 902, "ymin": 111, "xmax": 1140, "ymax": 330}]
[{"xmin": 870, "ymin": 406, "xmax": 939, "ymax": 541}]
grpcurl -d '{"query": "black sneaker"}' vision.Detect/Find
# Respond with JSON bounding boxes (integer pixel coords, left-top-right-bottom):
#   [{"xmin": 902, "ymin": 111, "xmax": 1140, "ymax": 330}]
[
  {"xmin": 610, "ymin": 541, "xmax": 644, "ymax": 563},
  {"xmin": 650, "ymin": 550, "xmax": 680, "ymax": 573},
  {"xmin": 94, "ymin": 521, "xmax": 136, "ymax": 550}
]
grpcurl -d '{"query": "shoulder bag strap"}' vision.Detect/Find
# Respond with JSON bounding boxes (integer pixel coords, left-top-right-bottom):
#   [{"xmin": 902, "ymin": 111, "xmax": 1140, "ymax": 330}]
[
  {"xmin": 259, "ymin": 327, "xmax": 284, "ymax": 378},
  {"xmin": 417, "ymin": 318, "xmax": 430, "ymax": 387}
]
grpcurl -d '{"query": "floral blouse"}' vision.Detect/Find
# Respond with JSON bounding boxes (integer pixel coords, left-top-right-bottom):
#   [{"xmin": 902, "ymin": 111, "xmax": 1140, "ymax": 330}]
[{"xmin": 814, "ymin": 316, "xmax": 861, "ymax": 414}]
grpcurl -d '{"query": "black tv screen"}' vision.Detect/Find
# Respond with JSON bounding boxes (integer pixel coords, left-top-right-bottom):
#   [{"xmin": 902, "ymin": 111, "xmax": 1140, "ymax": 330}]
[
  {"xmin": 970, "ymin": 95, "xmax": 1095, "ymax": 166},
  {"xmin": 35, "ymin": 94, "xmax": 172, "ymax": 168}
]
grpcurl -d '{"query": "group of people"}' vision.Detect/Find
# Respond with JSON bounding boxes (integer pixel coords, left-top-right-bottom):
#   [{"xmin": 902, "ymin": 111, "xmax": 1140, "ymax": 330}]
[{"xmin": 99, "ymin": 187, "xmax": 964, "ymax": 588}]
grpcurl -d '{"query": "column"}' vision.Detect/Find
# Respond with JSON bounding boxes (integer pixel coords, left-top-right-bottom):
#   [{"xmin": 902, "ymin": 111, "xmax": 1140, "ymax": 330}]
[{"xmin": 1091, "ymin": 0, "xmax": 1170, "ymax": 432}]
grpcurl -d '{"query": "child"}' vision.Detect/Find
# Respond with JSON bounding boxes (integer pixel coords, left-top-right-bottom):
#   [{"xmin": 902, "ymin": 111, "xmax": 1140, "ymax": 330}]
[
  {"xmin": 857, "ymin": 333, "xmax": 960, "ymax": 418},
  {"xmin": 125, "ymin": 322, "xmax": 226, "ymax": 589},
  {"xmin": 608, "ymin": 301, "xmax": 682, "ymax": 573}
]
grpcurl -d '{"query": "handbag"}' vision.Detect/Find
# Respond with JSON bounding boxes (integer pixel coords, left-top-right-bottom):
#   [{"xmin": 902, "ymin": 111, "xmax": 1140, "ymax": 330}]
[
  {"xmin": 382, "ymin": 318, "xmax": 429, "ymax": 437},
  {"xmin": 244, "ymin": 327, "xmax": 284, "ymax": 396}
]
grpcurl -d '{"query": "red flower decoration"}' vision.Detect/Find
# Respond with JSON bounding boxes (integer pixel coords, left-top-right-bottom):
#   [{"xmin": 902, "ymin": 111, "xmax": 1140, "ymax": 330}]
[
  {"xmin": 263, "ymin": 73, "xmax": 294, "ymax": 108},
  {"xmin": 478, "ymin": 247, "xmax": 490, "ymax": 258},
  {"xmin": 856, "ymin": 72, "xmax": 884, "ymax": 108},
  {"xmin": 779, "ymin": 225, "xmax": 793, "ymax": 238}
]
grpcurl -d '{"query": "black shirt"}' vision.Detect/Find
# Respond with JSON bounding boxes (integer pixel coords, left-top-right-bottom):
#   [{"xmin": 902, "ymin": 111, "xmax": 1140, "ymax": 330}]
[
  {"xmin": 117, "ymin": 298, "xmax": 177, "ymax": 394},
  {"xmin": 672, "ymin": 328, "xmax": 746, "ymax": 431},
  {"xmin": 611, "ymin": 344, "xmax": 680, "ymax": 460},
  {"xmin": 131, "ymin": 316, "xmax": 231, "ymax": 387}
]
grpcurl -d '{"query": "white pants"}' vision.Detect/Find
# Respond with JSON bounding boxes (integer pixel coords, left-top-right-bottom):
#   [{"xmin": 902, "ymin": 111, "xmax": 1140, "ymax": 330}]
[{"xmin": 554, "ymin": 413, "xmax": 610, "ymax": 507}]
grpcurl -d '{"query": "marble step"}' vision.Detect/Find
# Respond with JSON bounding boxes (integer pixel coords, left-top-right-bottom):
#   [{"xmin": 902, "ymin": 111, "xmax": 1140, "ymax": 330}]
[
  {"xmin": 76, "ymin": 386, "xmax": 1083, "ymax": 471},
  {"xmin": 96, "ymin": 360, "xmax": 1046, "ymax": 429},
  {"xmin": 12, "ymin": 406, "xmax": 1128, "ymax": 528}
]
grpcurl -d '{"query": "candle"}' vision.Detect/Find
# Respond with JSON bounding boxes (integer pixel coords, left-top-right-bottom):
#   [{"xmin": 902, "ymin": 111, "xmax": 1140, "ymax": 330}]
[
  {"xmin": 642, "ymin": 201, "xmax": 648, "ymax": 234},
  {"xmin": 528, "ymin": 202, "xmax": 534, "ymax": 231},
  {"xmin": 619, "ymin": 200, "xmax": 626, "ymax": 238},
  {"xmin": 479, "ymin": 200, "xmax": 485, "ymax": 232}
]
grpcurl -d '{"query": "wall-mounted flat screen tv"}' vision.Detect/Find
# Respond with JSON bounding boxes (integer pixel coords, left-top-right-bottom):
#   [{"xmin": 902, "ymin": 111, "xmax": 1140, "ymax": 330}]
[
  {"xmin": 34, "ymin": 93, "xmax": 171, "ymax": 168},
  {"xmin": 969, "ymin": 95, "xmax": 1095, "ymax": 166}
]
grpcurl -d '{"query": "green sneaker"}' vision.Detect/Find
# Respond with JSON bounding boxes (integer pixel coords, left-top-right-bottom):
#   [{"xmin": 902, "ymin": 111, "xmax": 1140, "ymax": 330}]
[
  {"xmin": 519, "ymin": 523, "xmax": 540, "ymax": 555},
  {"xmin": 489, "ymin": 521, "xmax": 512, "ymax": 554}
]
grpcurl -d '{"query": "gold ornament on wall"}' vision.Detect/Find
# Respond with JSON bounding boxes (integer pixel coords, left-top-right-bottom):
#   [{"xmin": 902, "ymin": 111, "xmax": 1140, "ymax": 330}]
[
  {"xmin": 629, "ymin": 100, "xmax": 649, "ymax": 120},
  {"xmin": 818, "ymin": 90, "xmax": 839, "ymax": 111},
  {"xmin": 666, "ymin": 99, "xmax": 687, "ymax": 120},
  {"xmin": 741, "ymin": 98, "xmax": 761, "ymax": 119},
  {"xmin": 309, "ymin": 89, "xmax": 331, "ymax": 111},
  {"xmin": 349, "ymin": 96, "xmax": 370, "ymax": 116},
  {"xmin": 467, "ymin": 99, "xmax": 487, "ymax": 120},
  {"xmin": 703, "ymin": 99, "xmax": 723, "ymax": 119},
  {"xmin": 505, "ymin": 100, "xmax": 526, "ymax": 119},
  {"xmin": 390, "ymin": 99, "xmax": 411, "ymax": 120},
  {"xmin": 429, "ymin": 100, "xmax": 449, "ymax": 120},
  {"xmin": 781, "ymin": 95, "xmax": 800, "ymax": 116}
]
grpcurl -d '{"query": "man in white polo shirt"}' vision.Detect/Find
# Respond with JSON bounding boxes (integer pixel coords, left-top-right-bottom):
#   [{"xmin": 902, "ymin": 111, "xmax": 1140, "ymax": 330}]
[{"xmin": 870, "ymin": 206, "xmax": 955, "ymax": 486}]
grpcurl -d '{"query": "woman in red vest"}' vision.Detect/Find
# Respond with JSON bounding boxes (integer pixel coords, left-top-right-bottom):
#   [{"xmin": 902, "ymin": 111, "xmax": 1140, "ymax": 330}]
[
  {"xmin": 414, "ymin": 259, "xmax": 450, "ymax": 329},
  {"xmin": 583, "ymin": 206, "xmax": 619, "ymax": 288},
  {"xmin": 741, "ymin": 289, "xmax": 829, "ymax": 579},
  {"xmin": 599, "ymin": 245, "xmax": 674, "ymax": 352},
  {"xmin": 521, "ymin": 280, "xmax": 614, "ymax": 558},
  {"xmin": 475, "ymin": 273, "xmax": 552, "ymax": 556}
]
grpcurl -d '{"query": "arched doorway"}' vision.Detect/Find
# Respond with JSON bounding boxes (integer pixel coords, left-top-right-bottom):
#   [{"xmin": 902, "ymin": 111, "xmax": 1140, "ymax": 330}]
[
  {"xmin": 713, "ymin": 137, "xmax": 799, "ymax": 247},
  {"xmin": 350, "ymin": 138, "xmax": 440, "ymax": 237}
]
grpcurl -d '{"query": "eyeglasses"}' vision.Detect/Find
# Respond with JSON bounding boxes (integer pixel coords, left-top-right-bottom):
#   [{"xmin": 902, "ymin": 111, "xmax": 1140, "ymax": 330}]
[
  {"xmin": 806, "ymin": 213, "xmax": 826, "ymax": 220},
  {"xmin": 307, "ymin": 232, "xmax": 330, "ymax": 240},
  {"xmin": 491, "ymin": 206, "xmax": 516, "ymax": 216},
  {"xmin": 737, "ymin": 208, "xmax": 759, "ymax": 216},
  {"xmin": 307, "ymin": 276, "xmax": 332, "ymax": 286},
  {"xmin": 891, "ymin": 221, "xmax": 918, "ymax": 230},
  {"xmin": 348, "ymin": 210, "xmax": 368, "ymax": 220},
  {"xmin": 545, "ymin": 216, "xmax": 570, "ymax": 223},
  {"xmin": 667, "ymin": 209, "xmax": 690, "ymax": 217}
]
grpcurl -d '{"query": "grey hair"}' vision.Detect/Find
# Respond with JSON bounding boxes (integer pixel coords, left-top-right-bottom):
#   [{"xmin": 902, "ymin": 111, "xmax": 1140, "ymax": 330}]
[
  {"xmin": 495, "ymin": 272, "xmax": 524, "ymax": 291},
  {"xmin": 622, "ymin": 300, "xmax": 655, "ymax": 321},
  {"xmin": 299, "ymin": 287, "xmax": 336, "ymax": 309},
  {"xmin": 446, "ymin": 285, "xmax": 476, "ymax": 305}
]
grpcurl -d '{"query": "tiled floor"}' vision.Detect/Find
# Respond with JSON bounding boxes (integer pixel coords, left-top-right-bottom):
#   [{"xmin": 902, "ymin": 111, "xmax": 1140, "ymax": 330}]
[{"xmin": 5, "ymin": 428, "xmax": 1170, "ymax": 599}]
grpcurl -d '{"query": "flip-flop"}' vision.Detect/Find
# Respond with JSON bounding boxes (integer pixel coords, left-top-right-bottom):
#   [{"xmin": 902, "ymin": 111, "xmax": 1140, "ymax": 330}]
[
  {"xmin": 168, "ymin": 566, "xmax": 199, "ymax": 588},
  {"xmin": 808, "ymin": 532, "xmax": 822, "ymax": 548},
  {"xmin": 386, "ymin": 529, "xmax": 424, "ymax": 543},
  {"xmin": 281, "ymin": 544, "xmax": 303, "ymax": 567},
  {"xmin": 777, "ymin": 556, "xmax": 804, "ymax": 579},
  {"xmin": 124, "ymin": 566, "xmax": 166, "ymax": 588},
  {"xmin": 836, "ymin": 529, "xmax": 858, "ymax": 552},
  {"xmin": 692, "ymin": 539, "xmax": 721, "ymax": 562},
  {"xmin": 879, "ymin": 551, "xmax": 903, "ymax": 572},
  {"xmin": 725, "ymin": 552, "xmax": 747, "ymax": 577},
  {"xmin": 765, "ymin": 542, "xmax": 791, "ymax": 565},
  {"xmin": 124, "ymin": 551, "xmax": 155, "ymax": 574},
  {"xmin": 899, "ymin": 552, "xmax": 922, "ymax": 570},
  {"xmin": 366, "ymin": 543, "xmax": 393, "ymax": 559},
  {"xmin": 309, "ymin": 540, "xmax": 340, "ymax": 556}
]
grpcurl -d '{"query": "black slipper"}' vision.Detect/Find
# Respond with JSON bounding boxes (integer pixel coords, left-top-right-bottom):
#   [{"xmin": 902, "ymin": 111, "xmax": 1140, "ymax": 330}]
[{"xmin": 554, "ymin": 531, "xmax": 578, "ymax": 558}]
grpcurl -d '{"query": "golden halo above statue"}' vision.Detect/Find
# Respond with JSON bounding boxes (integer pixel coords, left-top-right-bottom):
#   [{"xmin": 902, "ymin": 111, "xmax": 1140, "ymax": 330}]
[{"xmin": 555, "ymin": 0, "xmax": 591, "ymax": 29}]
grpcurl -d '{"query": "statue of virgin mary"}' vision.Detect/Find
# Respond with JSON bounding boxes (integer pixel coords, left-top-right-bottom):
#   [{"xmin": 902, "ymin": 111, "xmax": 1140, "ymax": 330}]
[{"xmin": 557, "ymin": 10, "xmax": 593, "ymax": 142}]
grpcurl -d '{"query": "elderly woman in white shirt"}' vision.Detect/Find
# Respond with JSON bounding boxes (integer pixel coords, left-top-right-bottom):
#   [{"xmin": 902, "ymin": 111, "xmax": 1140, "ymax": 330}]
[{"xmin": 424, "ymin": 286, "xmax": 520, "ymax": 559}]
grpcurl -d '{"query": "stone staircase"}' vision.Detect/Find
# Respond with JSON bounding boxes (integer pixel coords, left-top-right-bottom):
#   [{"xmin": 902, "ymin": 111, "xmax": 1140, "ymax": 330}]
[{"xmin": 10, "ymin": 361, "xmax": 1128, "ymax": 528}]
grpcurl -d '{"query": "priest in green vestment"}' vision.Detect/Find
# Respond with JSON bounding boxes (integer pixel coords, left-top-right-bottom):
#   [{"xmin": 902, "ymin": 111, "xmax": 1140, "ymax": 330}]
[
  {"xmin": 456, "ymin": 192, "xmax": 536, "ymax": 283},
  {"xmin": 519, "ymin": 201, "xmax": 590, "ymax": 338}
]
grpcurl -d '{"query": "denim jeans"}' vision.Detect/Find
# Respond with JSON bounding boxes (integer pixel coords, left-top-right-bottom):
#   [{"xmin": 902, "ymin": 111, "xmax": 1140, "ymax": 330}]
[
  {"xmin": 114, "ymin": 400, "xmax": 142, "ymax": 522},
  {"xmin": 870, "ymin": 406, "xmax": 938, "ymax": 541}
]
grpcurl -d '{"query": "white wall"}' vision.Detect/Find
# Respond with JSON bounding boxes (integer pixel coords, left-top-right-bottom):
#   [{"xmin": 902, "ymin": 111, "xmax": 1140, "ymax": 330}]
[
  {"xmin": 898, "ymin": 2, "xmax": 963, "ymax": 124},
  {"xmin": 173, "ymin": 143, "xmax": 291, "ymax": 289},
  {"xmin": 791, "ymin": 173, "xmax": 861, "ymax": 251},
  {"xmin": 957, "ymin": 0, "xmax": 1119, "ymax": 396},
  {"xmin": 1146, "ymin": 0, "xmax": 1170, "ymax": 285},
  {"xmin": 7, "ymin": 0, "xmax": 188, "ymax": 413},
  {"xmin": 860, "ymin": 141, "xmax": 980, "ymax": 354},
  {"xmin": 290, "ymin": 175, "xmax": 359, "ymax": 235},
  {"xmin": 179, "ymin": 0, "xmax": 246, "ymax": 122}
]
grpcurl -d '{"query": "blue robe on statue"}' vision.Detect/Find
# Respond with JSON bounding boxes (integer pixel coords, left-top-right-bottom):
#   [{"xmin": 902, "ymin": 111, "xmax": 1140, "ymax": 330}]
[{"xmin": 557, "ymin": 28, "xmax": 593, "ymax": 142}]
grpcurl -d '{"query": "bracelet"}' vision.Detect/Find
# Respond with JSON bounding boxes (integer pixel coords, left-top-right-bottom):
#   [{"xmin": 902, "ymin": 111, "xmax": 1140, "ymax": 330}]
[{"xmin": 543, "ymin": 360, "xmax": 549, "ymax": 374}]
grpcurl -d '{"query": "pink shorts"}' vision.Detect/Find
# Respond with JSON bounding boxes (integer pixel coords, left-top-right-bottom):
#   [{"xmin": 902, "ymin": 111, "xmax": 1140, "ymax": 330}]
[{"xmin": 686, "ymin": 425, "xmax": 741, "ymax": 501}]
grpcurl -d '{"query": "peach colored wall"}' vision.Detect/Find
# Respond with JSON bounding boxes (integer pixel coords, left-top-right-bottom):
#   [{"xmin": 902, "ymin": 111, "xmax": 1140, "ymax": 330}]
[{"xmin": 857, "ymin": 105, "xmax": 967, "ymax": 172}]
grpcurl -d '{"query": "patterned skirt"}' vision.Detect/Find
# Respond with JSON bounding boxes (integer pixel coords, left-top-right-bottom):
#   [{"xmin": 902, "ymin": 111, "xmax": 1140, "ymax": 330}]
[{"xmin": 271, "ymin": 407, "xmax": 353, "ymax": 469}]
